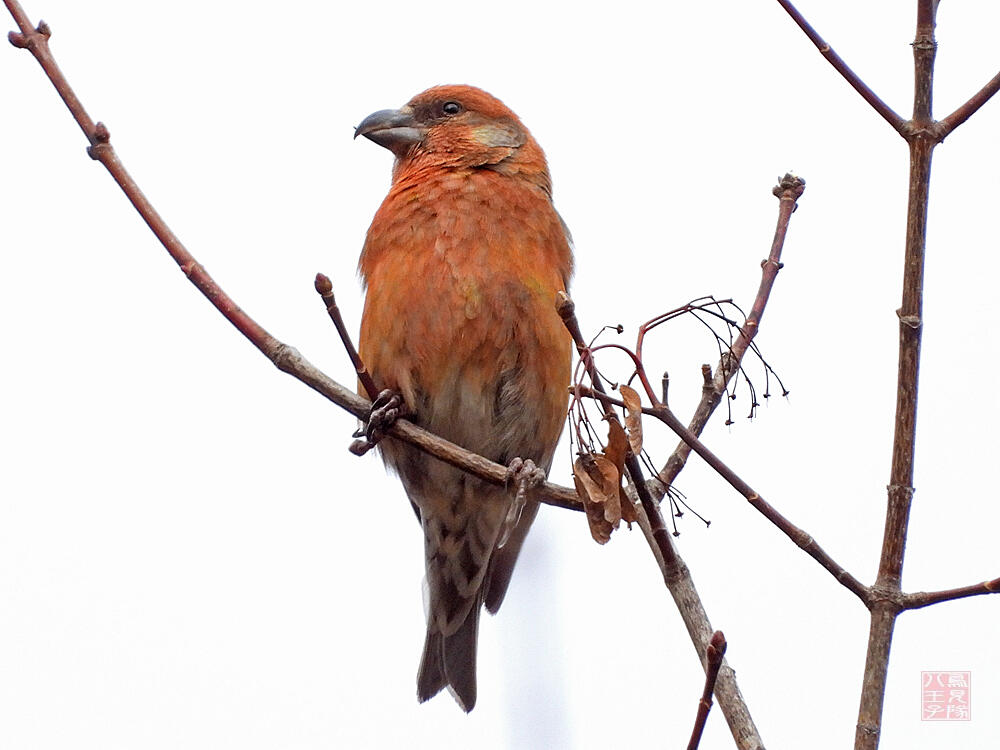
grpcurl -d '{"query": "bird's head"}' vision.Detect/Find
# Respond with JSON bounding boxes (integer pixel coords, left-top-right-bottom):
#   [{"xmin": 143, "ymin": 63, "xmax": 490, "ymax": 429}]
[{"xmin": 355, "ymin": 85, "xmax": 549, "ymax": 187}]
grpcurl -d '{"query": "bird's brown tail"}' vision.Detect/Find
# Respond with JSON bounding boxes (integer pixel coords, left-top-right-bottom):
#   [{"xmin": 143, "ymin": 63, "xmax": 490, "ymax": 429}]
[{"xmin": 417, "ymin": 597, "xmax": 482, "ymax": 712}]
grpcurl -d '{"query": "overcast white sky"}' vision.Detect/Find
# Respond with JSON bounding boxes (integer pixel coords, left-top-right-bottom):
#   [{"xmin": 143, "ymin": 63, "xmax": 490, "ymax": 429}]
[{"xmin": 2, "ymin": 1, "xmax": 999, "ymax": 748}]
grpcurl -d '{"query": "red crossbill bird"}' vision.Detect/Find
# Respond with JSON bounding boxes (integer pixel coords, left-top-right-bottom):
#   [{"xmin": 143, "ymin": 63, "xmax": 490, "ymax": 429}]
[{"xmin": 354, "ymin": 85, "xmax": 573, "ymax": 711}]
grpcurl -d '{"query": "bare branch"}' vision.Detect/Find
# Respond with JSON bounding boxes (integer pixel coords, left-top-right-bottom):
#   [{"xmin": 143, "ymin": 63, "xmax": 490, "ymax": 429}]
[
  {"xmin": 6, "ymin": 4, "xmax": 96, "ymax": 140},
  {"xmin": 911, "ymin": 1, "xmax": 937, "ymax": 124},
  {"xmin": 6, "ymin": 14, "xmax": 277, "ymax": 356},
  {"xmin": 687, "ymin": 631, "xmax": 727, "ymax": 750},
  {"xmin": 937, "ymin": 69, "xmax": 1000, "ymax": 139},
  {"xmin": 660, "ymin": 174, "xmax": 803, "ymax": 487},
  {"xmin": 774, "ymin": 0, "xmax": 906, "ymax": 135},
  {"xmin": 314, "ymin": 273, "xmax": 378, "ymax": 400},
  {"xmin": 278, "ymin": 347, "xmax": 585, "ymax": 511},
  {"xmin": 635, "ymin": 512, "xmax": 763, "ymax": 750},
  {"xmin": 652, "ymin": 403, "xmax": 871, "ymax": 603},
  {"xmin": 903, "ymin": 576, "xmax": 1000, "ymax": 610},
  {"xmin": 856, "ymin": 4, "xmax": 941, "ymax": 747}
]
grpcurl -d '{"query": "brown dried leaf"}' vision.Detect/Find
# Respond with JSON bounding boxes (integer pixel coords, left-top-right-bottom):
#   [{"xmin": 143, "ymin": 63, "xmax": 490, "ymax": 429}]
[
  {"xmin": 572, "ymin": 474, "xmax": 611, "ymax": 544},
  {"xmin": 619, "ymin": 384, "xmax": 643, "ymax": 456},
  {"xmin": 605, "ymin": 419, "xmax": 627, "ymax": 476},
  {"xmin": 603, "ymin": 419, "xmax": 638, "ymax": 525},
  {"xmin": 588, "ymin": 454, "xmax": 621, "ymax": 524},
  {"xmin": 573, "ymin": 453, "xmax": 622, "ymax": 544}
]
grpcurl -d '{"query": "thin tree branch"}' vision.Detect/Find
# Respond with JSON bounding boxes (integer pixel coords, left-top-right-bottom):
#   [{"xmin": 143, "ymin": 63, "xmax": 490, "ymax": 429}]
[
  {"xmin": 661, "ymin": 557, "xmax": 762, "ymax": 750},
  {"xmin": 774, "ymin": 0, "xmax": 907, "ymax": 135},
  {"xmin": 903, "ymin": 576, "xmax": 1000, "ymax": 610},
  {"xmin": 6, "ymin": 14, "xmax": 274, "ymax": 355},
  {"xmin": 937, "ymin": 69, "xmax": 1000, "ymax": 139},
  {"xmin": 314, "ymin": 273, "xmax": 378, "ymax": 400},
  {"xmin": 856, "ymin": 3, "xmax": 939, "ymax": 748},
  {"xmin": 3, "ymin": 7, "xmax": 583, "ymax": 515},
  {"xmin": 6, "ymin": 5, "xmax": 94, "ymax": 139},
  {"xmin": 576, "ymin": 380, "xmax": 869, "ymax": 605},
  {"xmin": 910, "ymin": 2, "xmax": 936, "ymax": 125},
  {"xmin": 687, "ymin": 631, "xmax": 727, "ymax": 750},
  {"xmin": 283, "ymin": 342, "xmax": 588, "ymax": 512},
  {"xmin": 659, "ymin": 174, "xmax": 803, "ymax": 488},
  {"xmin": 652, "ymin": 403, "xmax": 871, "ymax": 604}
]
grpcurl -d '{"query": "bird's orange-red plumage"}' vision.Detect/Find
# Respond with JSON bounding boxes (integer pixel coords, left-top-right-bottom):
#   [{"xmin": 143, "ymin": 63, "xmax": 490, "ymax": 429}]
[{"xmin": 356, "ymin": 85, "xmax": 572, "ymax": 711}]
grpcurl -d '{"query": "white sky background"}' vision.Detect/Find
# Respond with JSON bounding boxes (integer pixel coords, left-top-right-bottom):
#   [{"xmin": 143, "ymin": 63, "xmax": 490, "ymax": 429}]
[{"xmin": 2, "ymin": 1, "xmax": 998, "ymax": 748}]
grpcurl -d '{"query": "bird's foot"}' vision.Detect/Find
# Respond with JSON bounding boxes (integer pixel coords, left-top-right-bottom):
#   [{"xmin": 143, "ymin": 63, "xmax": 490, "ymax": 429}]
[
  {"xmin": 505, "ymin": 457, "xmax": 546, "ymax": 494},
  {"xmin": 350, "ymin": 389, "xmax": 404, "ymax": 455},
  {"xmin": 500, "ymin": 458, "xmax": 546, "ymax": 545},
  {"xmin": 366, "ymin": 389, "xmax": 404, "ymax": 442}
]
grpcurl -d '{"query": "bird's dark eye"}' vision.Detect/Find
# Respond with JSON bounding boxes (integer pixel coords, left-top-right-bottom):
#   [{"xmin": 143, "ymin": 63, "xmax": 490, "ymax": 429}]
[{"xmin": 442, "ymin": 101, "xmax": 462, "ymax": 116}]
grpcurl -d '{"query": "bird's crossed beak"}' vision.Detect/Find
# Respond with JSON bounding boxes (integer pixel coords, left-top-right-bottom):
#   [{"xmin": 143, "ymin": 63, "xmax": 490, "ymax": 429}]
[{"xmin": 354, "ymin": 106, "xmax": 426, "ymax": 156}]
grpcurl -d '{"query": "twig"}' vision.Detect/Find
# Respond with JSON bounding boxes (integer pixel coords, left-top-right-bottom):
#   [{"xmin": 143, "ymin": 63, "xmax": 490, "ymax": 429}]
[
  {"xmin": 573, "ymin": 381, "xmax": 869, "ymax": 602},
  {"xmin": 937, "ymin": 69, "xmax": 1000, "ymax": 139},
  {"xmin": 774, "ymin": 0, "xmax": 906, "ymax": 135},
  {"xmin": 651, "ymin": 403, "xmax": 871, "ymax": 604},
  {"xmin": 3, "ymin": 6, "xmax": 583, "ymax": 516},
  {"xmin": 314, "ymin": 273, "xmax": 378, "ymax": 399},
  {"xmin": 903, "ymin": 576, "xmax": 1000, "ymax": 610},
  {"xmin": 281, "ymin": 346, "xmax": 586, "ymax": 513},
  {"xmin": 659, "ymin": 174, "xmax": 803, "ymax": 488},
  {"xmin": 6, "ymin": 6, "xmax": 91, "ymax": 138},
  {"xmin": 6, "ymin": 12, "xmax": 276, "ymax": 357},
  {"xmin": 687, "ymin": 631, "xmax": 727, "ymax": 750},
  {"xmin": 383, "ymin": 413, "xmax": 583, "ymax": 511}
]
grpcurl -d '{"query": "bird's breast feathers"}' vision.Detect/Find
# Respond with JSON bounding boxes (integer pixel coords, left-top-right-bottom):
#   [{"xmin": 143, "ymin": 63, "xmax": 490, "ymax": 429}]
[{"xmin": 358, "ymin": 167, "xmax": 572, "ymax": 458}]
